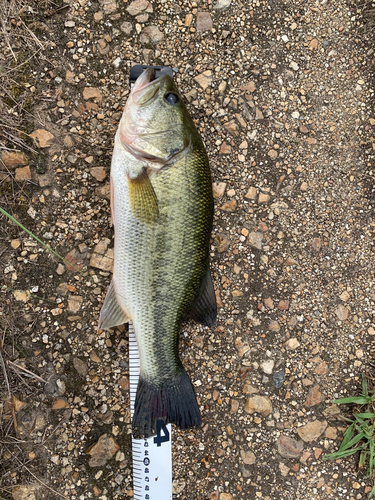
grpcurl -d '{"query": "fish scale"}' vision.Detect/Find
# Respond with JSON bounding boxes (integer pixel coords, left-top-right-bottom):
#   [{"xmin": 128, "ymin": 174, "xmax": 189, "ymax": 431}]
[{"xmin": 99, "ymin": 68, "xmax": 216, "ymax": 438}]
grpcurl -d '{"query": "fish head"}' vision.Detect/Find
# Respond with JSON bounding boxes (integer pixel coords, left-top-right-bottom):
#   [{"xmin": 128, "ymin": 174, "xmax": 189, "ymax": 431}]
[{"xmin": 118, "ymin": 68, "xmax": 193, "ymax": 166}]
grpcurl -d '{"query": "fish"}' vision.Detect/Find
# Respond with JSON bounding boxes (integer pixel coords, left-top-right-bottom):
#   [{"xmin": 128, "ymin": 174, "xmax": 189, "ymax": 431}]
[{"xmin": 98, "ymin": 67, "xmax": 217, "ymax": 439}]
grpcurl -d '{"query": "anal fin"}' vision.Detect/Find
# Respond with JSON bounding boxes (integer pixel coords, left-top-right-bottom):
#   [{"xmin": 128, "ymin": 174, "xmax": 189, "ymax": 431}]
[
  {"xmin": 98, "ymin": 280, "xmax": 130, "ymax": 330},
  {"xmin": 128, "ymin": 168, "xmax": 159, "ymax": 224},
  {"xmin": 188, "ymin": 267, "xmax": 217, "ymax": 327}
]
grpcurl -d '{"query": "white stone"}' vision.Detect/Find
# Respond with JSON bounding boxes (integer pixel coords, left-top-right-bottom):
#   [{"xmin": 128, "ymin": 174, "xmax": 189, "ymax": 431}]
[{"xmin": 260, "ymin": 360, "xmax": 274, "ymax": 374}]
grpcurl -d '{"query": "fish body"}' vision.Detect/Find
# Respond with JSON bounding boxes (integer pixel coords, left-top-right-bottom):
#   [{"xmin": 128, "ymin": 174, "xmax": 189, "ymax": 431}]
[{"xmin": 99, "ymin": 68, "xmax": 216, "ymax": 438}]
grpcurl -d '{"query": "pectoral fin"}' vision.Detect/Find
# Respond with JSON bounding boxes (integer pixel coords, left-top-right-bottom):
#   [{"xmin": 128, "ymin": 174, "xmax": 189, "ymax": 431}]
[
  {"xmin": 128, "ymin": 168, "xmax": 159, "ymax": 224},
  {"xmin": 188, "ymin": 267, "xmax": 217, "ymax": 327},
  {"xmin": 98, "ymin": 280, "xmax": 131, "ymax": 330}
]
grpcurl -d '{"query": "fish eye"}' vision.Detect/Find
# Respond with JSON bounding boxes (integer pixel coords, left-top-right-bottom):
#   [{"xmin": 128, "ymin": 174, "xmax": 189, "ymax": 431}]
[{"xmin": 164, "ymin": 92, "xmax": 179, "ymax": 105}]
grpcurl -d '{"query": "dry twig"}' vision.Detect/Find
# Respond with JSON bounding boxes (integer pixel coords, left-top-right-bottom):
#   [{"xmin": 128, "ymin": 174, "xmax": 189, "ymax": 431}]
[{"xmin": 7, "ymin": 361, "xmax": 47, "ymax": 384}]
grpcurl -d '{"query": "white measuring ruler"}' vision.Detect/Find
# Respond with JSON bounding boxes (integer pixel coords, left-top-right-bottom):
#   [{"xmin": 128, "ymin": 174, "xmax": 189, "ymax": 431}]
[{"xmin": 129, "ymin": 321, "xmax": 173, "ymax": 500}]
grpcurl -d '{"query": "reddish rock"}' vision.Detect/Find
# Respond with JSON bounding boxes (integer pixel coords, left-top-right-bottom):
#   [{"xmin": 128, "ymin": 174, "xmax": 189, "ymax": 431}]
[
  {"xmin": 245, "ymin": 186, "xmax": 257, "ymax": 199},
  {"xmin": 12, "ymin": 485, "xmax": 38, "ymax": 500},
  {"xmin": 230, "ymin": 399, "xmax": 239, "ymax": 413},
  {"xmin": 68, "ymin": 295, "xmax": 83, "ymax": 313},
  {"xmin": 312, "ymin": 237, "xmax": 322, "ymax": 252},
  {"xmin": 86, "ymin": 102, "xmax": 98, "ymax": 112},
  {"xmin": 277, "ymin": 435, "xmax": 304, "ymax": 458},
  {"xmin": 65, "ymin": 70, "xmax": 75, "ymax": 83},
  {"xmin": 264, "ymin": 297, "xmax": 274, "ymax": 309},
  {"xmin": 224, "ymin": 120, "xmax": 239, "ymax": 136},
  {"xmin": 315, "ymin": 361, "xmax": 328, "ymax": 375},
  {"xmin": 219, "ymin": 142, "xmax": 232, "ymax": 154},
  {"xmin": 323, "ymin": 405, "xmax": 341, "ymax": 418},
  {"xmin": 140, "ymin": 26, "xmax": 164, "ymax": 44},
  {"xmin": 247, "ymin": 232, "xmax": 263, "ymax": 250},
  {"xmin": 212, "ymin": 181, "xmax": 227, "ymax": 198},
  {"xmin": 126, "ymin": 0, "xmax": 153, "ymax": 16},
  {"xmin": 97, "ymin": 183, "xmax": 110, "ymax": 200},
  {"xmin": 245, "ymin": 395, "xmax": 272, "ymax": 416},
  {"xmin": 258, "ymin": 192, "xmax": 270, "ymax": 204},
  {"xmin": 64, "ymin": 249, "xmax": 84, "ymax": 272},
  {"xmin": 196, "ymin": 11, "xmax": 213, "ymax": 32},
  {"xmin": 215, "ymin": 233, "xmax": 230, "ymax": 253},
  {"xmin": 0, "ymin": 151, "xmax": 28, "ymax": 168},
  {"xmin": 219, "ymin": 493, "xmax": 232, "ymax": 500},
  {"xmin": 306, "ymin": 137, "xmax": 317, "ymax": 145},
  {"xmin": 220, "ymin": 200, "xmax": 237, "ymax": 212},
  {"xmin": 304, "ymin": 385, "xmax": 323, "ymax": 406},
  {"xmin": 243, "ymin": 384, "xmax": 258, "ymax": 395},
  {"xmin": 335, "ymin": 304, "xmax": 349, "ymax": 321},
  {"xmin": 86, "ymin": 434, "xmax": 119, "ymax": 467},
  {"xmin": 73, "ymin": 357, "xmax": 88, "ymax": 377},
  {"xmin": 101, "ymin": 0, "xmax": 117, "ymax": 13},
  {"xmin": 240, "ymin": 81, "xmax": 256, "ymax": 93},
  {"xmin": 285, "ymin": 338, "xmax": 300, "ymax": 350},
  {"xmin": 15, "ymin": 166, "xmax": 32, "ymax": 182},
  {"xmin": 268, "ymin": 149, "xmax": 278, "ymax": 160},
  {"xmin": 215, "ymin": 290, "xmax": 223, "ymax": 309},
  {"xmin": 269, "ymin": 320, "xmax": 280, "ymax": 332},
  {"xmin": 277, "ymin": 299, "xmax": 290, "ymax": 311},
  {"xmin": 297, "ymin": 420, "xmax": 327, "ymax": 442},
  {"xmin": 240, "ymin": 449, "xmax": 256, "ymax": 465},
  {"xmin": 194, "ymin": 70, "xmax": 213, "ymax": 90},
  {"xmin": 83, "ymin": 87, "xmax": 103, "ymax": 101},
  {"xmin": 29, "ymin": 129, "xmax": 54, "ymax": 148},
  {"xmin": 324, "ymin": 426, "xmax": 337, "ymax": 439},
  {"xmin": 118, "ymin": 377, "xmax": 129, "ymax": 390},
  {"xmin": 90, "ymin": 167, "xmax": 107, "ymax": 182},
  {"xmin": 52, "ymin": 398, "xmax": 69, "ymax": 410},
  {"xmin": 279, "ymin": 462, "xmax": 290, "ymax": 477}
]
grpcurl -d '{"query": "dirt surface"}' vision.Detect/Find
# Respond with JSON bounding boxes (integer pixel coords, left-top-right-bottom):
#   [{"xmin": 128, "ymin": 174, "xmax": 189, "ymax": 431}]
[{"xmin": 1, "ymin": 0, "xmax": 375, "ymax": 499}]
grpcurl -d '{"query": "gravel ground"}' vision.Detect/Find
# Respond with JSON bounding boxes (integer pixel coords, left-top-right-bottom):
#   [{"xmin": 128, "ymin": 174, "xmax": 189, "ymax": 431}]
[{"xmin": 1, "ymin": 0, "xmax": 375, "ymax": 499}]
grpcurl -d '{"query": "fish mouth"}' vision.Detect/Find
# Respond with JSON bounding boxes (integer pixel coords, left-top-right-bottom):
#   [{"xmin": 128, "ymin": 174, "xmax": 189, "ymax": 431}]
[{"xmin": 131, "ymin": 68, "xmax": 164, "ymax": 106}]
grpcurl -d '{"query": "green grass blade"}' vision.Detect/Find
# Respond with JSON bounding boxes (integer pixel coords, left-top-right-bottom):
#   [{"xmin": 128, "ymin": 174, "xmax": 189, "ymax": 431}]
[
  {"xmin": 369, "ymin": 439, "xmax": 374, "ymax": 477},
  {"xmin": 338, "ymin": 423, "xmax": 355, "ymax": 452},
  {"xmin": 0, "ymin": 206, "xmax": 80, "ymax": 273},
  {"xmin": 354, "ymin": 414, "xmax": 365, "ymax": 425},
  {"xmin": 343, "ymin": 417, "xmax": 355, "ymax": 424},
  {"xmin": 359, "ymin": 449, "xmax": 367, "ymax": 468},
  {"xmin": 340, "ymin": 430, "xmax": 365, "ymax": 452},
  {"xmin": 362, "ymin": 374, "xmax": 369, "ymax": 397},
  {"xmin": 355, "ymin": 413, "xmax": 375, "ymax": 419},
  {"xmin": 323, "ymin": 448, "xmax": 360, "ymax": 460},
  {"xmin": 332, "ymin": 396, "xmax": 370, "ymax": 405},
  {"xmin": 369, "ymin": 483, "xmax": 375, "ymax": 499}
]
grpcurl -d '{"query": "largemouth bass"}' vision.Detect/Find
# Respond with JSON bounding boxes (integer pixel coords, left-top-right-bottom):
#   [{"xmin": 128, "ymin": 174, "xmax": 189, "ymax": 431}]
[{"xmin": 98, "ymin": 68, "xmax": 216, "ymax": 438}]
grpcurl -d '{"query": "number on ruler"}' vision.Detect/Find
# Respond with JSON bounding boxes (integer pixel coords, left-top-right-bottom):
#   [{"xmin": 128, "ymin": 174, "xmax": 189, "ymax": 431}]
[{"xmin": 153, "ymin": 419, "xmax": 170, "ymax": 447}]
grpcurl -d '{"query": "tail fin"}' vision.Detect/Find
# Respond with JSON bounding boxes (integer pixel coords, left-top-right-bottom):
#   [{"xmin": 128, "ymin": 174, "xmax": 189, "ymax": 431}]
[{"xmin": 132, "ymin": 367, "xmax": 201, "ymax": 439}]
